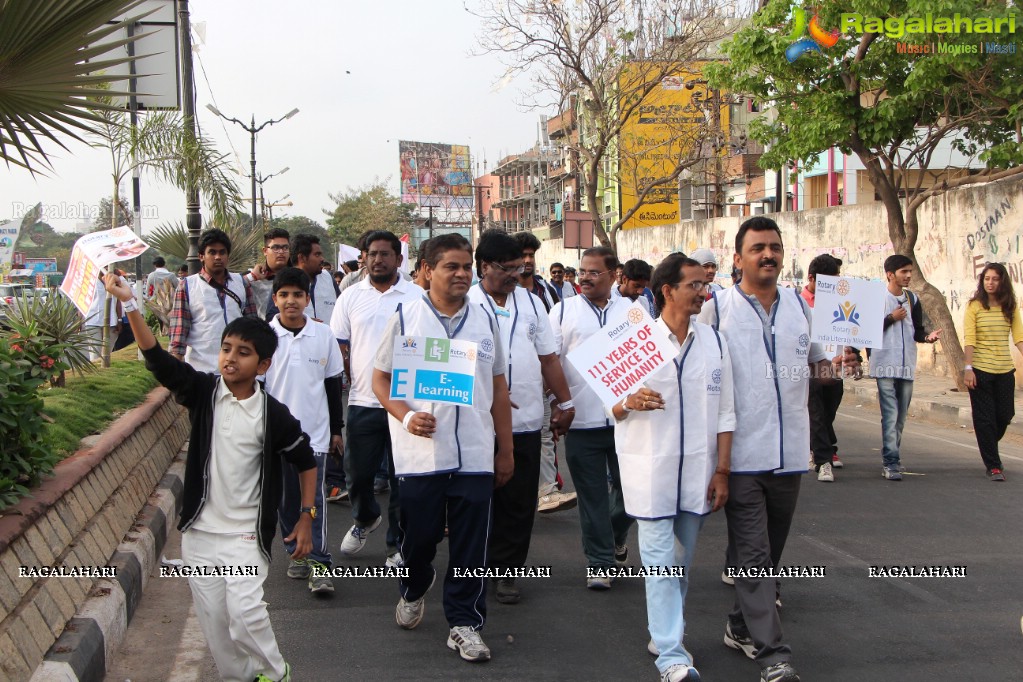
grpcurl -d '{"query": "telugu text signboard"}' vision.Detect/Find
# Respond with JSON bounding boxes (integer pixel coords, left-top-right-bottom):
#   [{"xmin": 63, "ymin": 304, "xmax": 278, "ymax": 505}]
[
  {"xmin": 390, "ymin": 336, "xmax": 479, "ymax": 407},
  {"xmin": 566, "ymin": 304, "xmax": 678, "ymax": 408},
  {"xmin": 811, "ymin": 275, "xmax": 886, "ymax": 349}
]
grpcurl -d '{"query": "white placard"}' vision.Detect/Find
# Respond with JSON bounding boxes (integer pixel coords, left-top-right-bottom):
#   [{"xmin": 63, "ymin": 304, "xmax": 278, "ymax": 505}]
[
  {"xmin": 811, "ymin": 275, "xmax": 886, "ymax": 349},
  {"xmin": 566, "ymin": 303, "xmax": 678, "ymax": 408},
  {"xmin": 390, "ymin": 336, "xmax": 480, "ymax": 407},
  {"xmin": 59, "ymin": 227, "xmax": 150, "ymax": 316}
]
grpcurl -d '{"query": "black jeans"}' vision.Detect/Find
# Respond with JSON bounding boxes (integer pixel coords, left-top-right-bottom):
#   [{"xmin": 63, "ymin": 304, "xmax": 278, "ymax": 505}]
[
  {"xmin": 809, "ymin": 380, "xmax": 844, "ymax": 467},
  {"xmin": 344, "ymin": 405, "xmax": 401, "ymax": 551},
  {"xmin": 489, "ymin": 431, "xmax": 543, "ymax": 569},
  {"xmin": 968, "ymin": 368, "xmax": 1015, "ymax": 471}
]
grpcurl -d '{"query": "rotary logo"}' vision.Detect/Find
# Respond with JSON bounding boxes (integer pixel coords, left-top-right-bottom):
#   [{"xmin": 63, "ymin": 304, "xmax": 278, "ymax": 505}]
[
  {"xmin": 480, "ymin": 338, "xmax": 494, "ymax": 353},
  {"xmin": 466, "ymin": 348, "xmax": 477, "ymax": 361},
  {"xmin": 528, "ymin": 322, "xmax": 537, "ymax": 340},
  {"xmin": 627, "ymin": 307, "xmax": 645, "ymax": 324},
  {"xmin": 712, "ymin": 368, "xmax": 722, "ymax": 384},
  {"xmin": 836, "ymin": 279, "xmax": 851, "ymax": 296},
  {"xmin": 799, "ymin": 333, "xmax": 810, "ymax": 348}
]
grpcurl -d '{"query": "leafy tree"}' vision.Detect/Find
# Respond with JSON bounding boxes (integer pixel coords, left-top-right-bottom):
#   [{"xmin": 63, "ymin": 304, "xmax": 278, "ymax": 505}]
[
  {"xmin": 708, "ymin": 0, "xmax": 1023, "ymax": 386},
  {"xmin": 324, "ymin": 181, "xmax": 415, "ymax": 247},
  {"xmin": 14, "ymin": 222, "xmax": 81, "ymax": 272},
  {"xmin": 92, "ymin": 195, "xmax": 133, "ymax": 231},
  {"xmin": 0, "ymin": 0, "xmax": 150, "ymax": 172},
  {"xmin": 473, "ymin": 0, "xmax": 738, "ymax": 251}
]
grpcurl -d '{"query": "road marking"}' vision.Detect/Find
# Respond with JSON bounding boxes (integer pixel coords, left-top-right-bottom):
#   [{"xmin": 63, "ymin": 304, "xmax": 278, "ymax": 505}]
[
  {"xmin": 166, "ymin": 604, "xmax": 207, "ymax": 682},
  {"xmin": 796, "ymin": 534, "xmax": 943, "ymax": 605},
  {"xmin": 838, "ymin": 409, "xmax": 1023, "ymax": 463}
]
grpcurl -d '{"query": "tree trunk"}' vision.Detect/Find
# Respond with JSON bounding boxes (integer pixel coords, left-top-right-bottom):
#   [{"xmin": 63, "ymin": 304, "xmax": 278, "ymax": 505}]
[{"xmin": 584, "ymin": 158, "xmax": 612, "ymax": 250}]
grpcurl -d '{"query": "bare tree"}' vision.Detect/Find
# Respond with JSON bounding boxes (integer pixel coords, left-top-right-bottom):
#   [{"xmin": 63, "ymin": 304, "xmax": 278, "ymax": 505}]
[{"xmin": 473, "ymin": 0, "xmax": 741, "ymax": 250}]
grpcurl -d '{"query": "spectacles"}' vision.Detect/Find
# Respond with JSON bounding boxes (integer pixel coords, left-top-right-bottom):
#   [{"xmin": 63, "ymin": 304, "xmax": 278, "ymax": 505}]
[
  {"xmin": 578, "ymin": 269, "xmax": 610, "ymax": 279},
  {"xmin": 681, "ymin": 281, "xmax": 707, "ymax": 292},
  {"xmin": 266, "ymin": 244, "xmax": 289, "ymax": 252},
  {"xmin": 489, "ymin": 262, "xmax": 526, "ymax": 275}
]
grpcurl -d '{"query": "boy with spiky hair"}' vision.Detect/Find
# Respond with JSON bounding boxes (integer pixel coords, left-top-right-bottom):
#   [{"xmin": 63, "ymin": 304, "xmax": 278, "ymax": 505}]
[{"xmin": 104, "ymin": 273, "xmax": 314, "ymax": 682}]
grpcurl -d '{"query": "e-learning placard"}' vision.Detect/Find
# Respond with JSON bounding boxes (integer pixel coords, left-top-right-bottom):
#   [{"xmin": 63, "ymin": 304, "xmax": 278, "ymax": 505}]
[{"xmin": 390, "ymin": 336, "xmax": 479, "ymax": 406}]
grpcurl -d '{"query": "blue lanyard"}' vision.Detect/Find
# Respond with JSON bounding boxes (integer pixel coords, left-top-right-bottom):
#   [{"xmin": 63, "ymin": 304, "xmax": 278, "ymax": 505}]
[
  {"xmin": 477, "ymin": 283, "xmax": 518, "ymax": 388},
  {"xmin": 582, "ymin": 295, "xmax": 611, "ymax": 328}
]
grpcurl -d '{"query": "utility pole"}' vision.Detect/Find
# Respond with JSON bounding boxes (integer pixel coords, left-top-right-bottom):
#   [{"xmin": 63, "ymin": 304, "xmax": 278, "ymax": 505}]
[{"xmin": 177, "ymin": 0, "xmax": 202, "ymax": 275}]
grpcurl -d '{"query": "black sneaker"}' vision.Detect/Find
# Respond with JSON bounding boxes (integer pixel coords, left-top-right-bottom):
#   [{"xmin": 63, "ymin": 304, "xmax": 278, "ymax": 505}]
[
  {"xmin": 614, "ymin": 544, "xmax": 629, "ymax": 566},
  {"xmin": 494, "ymin": 578, "xmax": 520, "ymax": 604},
  {"xmin": 761, "ymin": 661, "xmax": 799, "ymax": 682},
  {"xmin": 723, "ymin": 620, "xmax": 756, "ymax": 659}
]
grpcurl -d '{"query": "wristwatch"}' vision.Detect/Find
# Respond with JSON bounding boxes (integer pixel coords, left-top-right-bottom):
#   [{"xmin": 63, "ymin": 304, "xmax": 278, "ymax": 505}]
[{"xmin": 300, "ymin": 506, "xmax": 317, "ymax": 519}]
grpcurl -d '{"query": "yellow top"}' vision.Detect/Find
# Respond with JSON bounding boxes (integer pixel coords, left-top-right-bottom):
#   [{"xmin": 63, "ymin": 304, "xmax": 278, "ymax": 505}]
[{"xmin": 964, "ymin": 300, "xmax": 1023, "ymax": 374}]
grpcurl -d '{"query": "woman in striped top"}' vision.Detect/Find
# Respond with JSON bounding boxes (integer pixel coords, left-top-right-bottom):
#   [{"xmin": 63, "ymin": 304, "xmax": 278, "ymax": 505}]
[{"xmin": 963, "ymin": 263, "xmax": 1023, "ymax": 481}]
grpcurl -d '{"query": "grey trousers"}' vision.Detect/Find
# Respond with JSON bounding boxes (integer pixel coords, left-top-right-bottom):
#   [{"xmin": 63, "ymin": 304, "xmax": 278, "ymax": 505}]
[{"xmin": 725, "ymin": 472, "xmax": 802, "ymax": 667}]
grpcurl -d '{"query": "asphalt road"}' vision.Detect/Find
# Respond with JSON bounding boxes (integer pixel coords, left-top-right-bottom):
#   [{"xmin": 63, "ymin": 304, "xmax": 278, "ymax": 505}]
[{"xmin": 105, "ymin": 403, "xmax": 1023, "ymax": 681}]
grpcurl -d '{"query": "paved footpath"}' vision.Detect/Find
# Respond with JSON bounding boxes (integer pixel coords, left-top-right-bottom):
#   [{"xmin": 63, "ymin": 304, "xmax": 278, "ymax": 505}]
[{"xmin": 103, "ymin": 396, "xmax": 1023, "ymax": 681}]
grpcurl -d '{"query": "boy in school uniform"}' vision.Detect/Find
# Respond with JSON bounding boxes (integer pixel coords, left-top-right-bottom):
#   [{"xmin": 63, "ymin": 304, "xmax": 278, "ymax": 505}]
[
  {"xmin": 265, "ymin": 267, "xmax": 346, "ymax": 594},
  {"xmin": 103, "ymin": 273, "xmax": 316, "ymax": 682}
]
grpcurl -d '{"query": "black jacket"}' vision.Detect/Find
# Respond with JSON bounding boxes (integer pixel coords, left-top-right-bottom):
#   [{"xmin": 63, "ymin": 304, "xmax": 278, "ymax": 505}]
[{"xmin": 141, "ymin": 344, "xmax": 315, "ymax": 561}]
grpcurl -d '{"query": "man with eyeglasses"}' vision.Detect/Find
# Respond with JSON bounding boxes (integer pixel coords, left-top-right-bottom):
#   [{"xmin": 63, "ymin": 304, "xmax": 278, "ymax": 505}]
[
  {"xmin": 246, "ymin": 228, "xmax": 292, "ymax": 319},
  {"xmin": 548, "ymin": 262, "xmax": 576, "ymax": 300},
  {"xmin": 550, "ymin": 246, "xmax": 635, "ymax": 590},
  {"xmin": 467, "ymin": 230, "xmax": 574, "ymax": 605}
]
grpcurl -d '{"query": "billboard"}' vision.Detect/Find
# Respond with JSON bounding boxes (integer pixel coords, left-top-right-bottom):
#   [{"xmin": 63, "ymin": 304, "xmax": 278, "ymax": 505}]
[
  {"xmin": 399, "ymin": 141, "xmax": 473, "ymax": 210},
  {"xmin": 619, "ymin": 62, "xmax": 729, "ymax": 230}
]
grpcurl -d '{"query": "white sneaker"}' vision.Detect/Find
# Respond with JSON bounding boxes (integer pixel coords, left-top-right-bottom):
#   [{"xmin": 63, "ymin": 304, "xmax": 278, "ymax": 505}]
[
  {"xmin": 537, "ymin": 490, "xmax": 578, "ymax": 513},
  {"xmin": 721, "ymin": 570, "xmax": 735, "ymax": 586},
  {"xmin": 339, "ymin": 516, "xmax": 382, "ymax": 555},
  {"xmin": 817, "ymin": 462, "xmax": 835, "ymax": 482},
  {"xmin": 385, "ymin": 550, "xmax": 404, "ymax": 568},
  {"xmin": 395, "ymin": 571, "xmax": 435, "ymax": 629},
  {"xmin": 586, "ymin": 575, "xmax": 612, "ymax": 590},
  {"xmin": 661, "ymin": 663, "xmax": 700, "ymax": 682},
  {"xmin": 447, "ymin": 625, "xmax": 491, "ymax": 662}
]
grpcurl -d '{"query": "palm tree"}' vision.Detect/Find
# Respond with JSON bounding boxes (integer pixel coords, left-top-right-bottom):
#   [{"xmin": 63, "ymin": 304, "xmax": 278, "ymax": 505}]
[{"xmin": 0, "ymin": 0, "xmax": 154, "ymax": 172}]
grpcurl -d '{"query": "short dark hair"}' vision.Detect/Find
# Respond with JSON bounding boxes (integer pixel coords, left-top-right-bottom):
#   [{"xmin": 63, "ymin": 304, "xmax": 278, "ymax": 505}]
[
  {"xmin": 581, "ymin": 246, "xmax": 618, "ymax": 272},
  {"xmin": 414, "ymin": 238, "xmax": 431, "ymax": 271},
  {"xmin": 475, "ymin": 230, "xmax": 523, "ymax": 276},
  {"xmin": 550, "ymin": 262, "xmax": 565, "ymax": 271},
  {"xmin": 364, "ymin": 230, "xmax": 402, "ymax": 257},
  {"xmin": 424, "ymin": 234, "xmax": 472, "ymax": 268},
  {"xmin": 512, "ymin": 231, "xmax": 542, "ymax": 252},
  {"xmin": 808, "ymin": 254, "xmax": 842, "ymax": 278},
  {"xmin": 884, "ymin": 254, "xmax": 913, "ymax": 274},
  {"xmin": 152, "ymin": 256, "xmax": 166, "ymax": 267},
  {"xmin": 734, "ymin": 216, "xmax": 782, "ymax": 254},
  {"xmin": 651, "ymin": 254, "xmax": 702, "ymax": 311},
  {"xmin": 622, "ymin": 258, "xmax": 653, "ymax": 282},
  {"xmin": 272, "ymin": 266, "xmax": 311, "ymax": 295},
  {"xmin": 356, "ymin": 229, "xmax": 375, "ymax": 252},
  {"xmin": 177, "ymin": 263, "xmax": 188, "ymax": 274},
  {"xmin": 221, "ymin": 317, "xmax": 277, "ymax": 361},
  {"xmin": 199, "ymin": 228, "xmax": 231, "ymax": 255},
  {"xmin": 263, "ymin": 227, "xmax": 290, "ymax": 245},
  {"xmin": 291, "ymin": 233, "xmax": 321, "ymax": 260},
  {"xmin": 344, "ymin": 259, "xmax": 359, "ymax": 272}
]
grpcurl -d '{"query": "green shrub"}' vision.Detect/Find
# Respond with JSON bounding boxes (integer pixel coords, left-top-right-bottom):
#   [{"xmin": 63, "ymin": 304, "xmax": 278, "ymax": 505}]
[
  {"xmin": 0, "ymin": 332, "xmax": 66, "ymax": 509},
  {"xmin": 4, "ymin": 293, "xmax": 97, "ymax": 387}
]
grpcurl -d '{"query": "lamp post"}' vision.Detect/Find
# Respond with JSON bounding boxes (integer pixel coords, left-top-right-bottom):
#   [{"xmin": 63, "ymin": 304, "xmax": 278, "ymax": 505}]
[
  {"xmin": 255, "ymin": 167, "xmax": 289, "ymax": 227},
  {"xmin": 267, "ymin": 194, "xmax": 292, "ymax": 223},
  {"xmin": 205, "ymin": 105, "xmax": 299, "ymax": 228}
]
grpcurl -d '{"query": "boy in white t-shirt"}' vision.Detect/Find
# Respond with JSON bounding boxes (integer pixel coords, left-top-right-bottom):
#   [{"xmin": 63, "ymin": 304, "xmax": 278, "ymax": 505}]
[
  {"xmin": 103, "ymin": 272, "xmax": 316, "ymax": 682},
  {"xmin": 265, "ymin": 268, "xmax": 346, "ymax": 595}
]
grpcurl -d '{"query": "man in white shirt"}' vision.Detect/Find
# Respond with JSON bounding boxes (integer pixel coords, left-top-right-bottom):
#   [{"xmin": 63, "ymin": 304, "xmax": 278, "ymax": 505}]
[
  {"xmin": 145, "ymin": 256, "xmax": 178, "ymax": 300},
  {"xmin": 330, "ymin": 230, "xmax": 424, "ymax": 565},
  {"xmin": 244, "ymin": 228, "xmax": 292, "ymax": 320},
  {"xmin": 611, "ymin": 258, "xmax": 658, "ymax": 319},
  {"xmin": 551, "ymin": 246, "xmax": 635, "ymax": 590},
  {"xmin": 291, "ymin": 234, "xmax": 339, "ymax": 323},
  {"xmin": 690, "ymin": 248, "xmax": 725, "ymax": 296},
  {"xmin": 697, "ymin": 217, "xmax": 857, "ymax": 682},
  {"xmin": 548, "ymin": 261, "xmax": 577, "ymax": 300},
  {"xmin": 84, "ymin": 275, "xmax": 123, "ymax": 361},
  {"xmin": 467, "ymin": 230, "xmax": 574, "ymax": 605}
]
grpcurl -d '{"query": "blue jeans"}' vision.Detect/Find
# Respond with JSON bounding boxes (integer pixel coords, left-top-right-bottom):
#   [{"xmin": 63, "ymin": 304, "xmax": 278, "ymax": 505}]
[
  {"xmin": 279, "ymin": 451, "xmax": 330, "ymax": 566},
  {"xmin": 876, "ymin": 378, "xmax": 914, "ymax": 468},
  {"xmin": 638, "ymin": 514, "xmax": 704, "ymax": 673}
]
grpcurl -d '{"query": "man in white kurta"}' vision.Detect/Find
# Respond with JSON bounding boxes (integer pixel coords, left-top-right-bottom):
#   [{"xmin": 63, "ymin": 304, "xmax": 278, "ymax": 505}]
[{"xmin": 614, "ymin": 255, "xmax": 734, "ymax": 682}]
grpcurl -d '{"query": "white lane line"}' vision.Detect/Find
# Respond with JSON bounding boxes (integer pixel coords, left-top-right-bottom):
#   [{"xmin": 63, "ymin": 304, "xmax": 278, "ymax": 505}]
[
  {"xmin": 796, "ymin": 534, "xmax": 943, "ymax": 605},
  {"xmin": 165, "ymin": 604, "xmax": 208, "ymax": 682},
  {"xmin": 837, "ymin": 409, "xmax": 1023, "ymax": 463}
]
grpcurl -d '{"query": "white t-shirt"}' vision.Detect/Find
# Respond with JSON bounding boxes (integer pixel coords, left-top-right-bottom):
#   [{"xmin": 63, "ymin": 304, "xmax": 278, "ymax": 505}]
[
  {"xmin": 264, "ymin": 316, "xmax": 344, "ymax": 452},
  {"xmin": 192, "ymin": 380, "xmax": 264, "ymax": 534},
  {"xmin": 330, "ymin": 275, "xmax": 425, "ymax": 408}
]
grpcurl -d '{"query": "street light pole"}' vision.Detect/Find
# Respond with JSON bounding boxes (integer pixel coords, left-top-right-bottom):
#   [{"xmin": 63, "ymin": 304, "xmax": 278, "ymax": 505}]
[
  {"xmin": 205, "ymin": 105, "xmax": 299, "ymax": 229},
  {"xmin": 253, "ymin": 167, "xmax": 289, "ymax": 227}
]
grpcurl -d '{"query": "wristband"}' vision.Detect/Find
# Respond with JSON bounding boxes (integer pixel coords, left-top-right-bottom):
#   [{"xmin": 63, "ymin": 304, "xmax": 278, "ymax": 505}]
[
  {"xmin": 122, "ymin": 298, "xmax": 138, "ymax": 313},
  {"xmin": 557, "ymin": 400, "xmax": 575, "ymax": 411},
  {"xmin": 402, "ymin": 411, "xmax": 416, "ymax": 432},
  {"xmin": 620, "ymin": 396, "xmax": 633, "ymax": 413},
  {"xmin": 547, "ymin": 392, "xmax": 558, "ymax": 404},
  {"xmin": 964, "ymin": 365, "xmax": 973, "ymax": 371}
]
